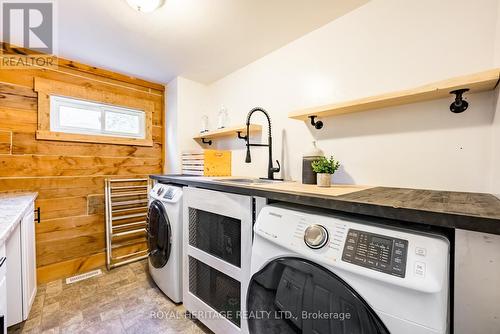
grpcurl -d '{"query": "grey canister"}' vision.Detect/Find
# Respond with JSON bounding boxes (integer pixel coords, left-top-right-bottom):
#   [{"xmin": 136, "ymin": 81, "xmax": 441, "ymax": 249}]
[{"xmin": 302, "ymin": 141, "xmax": 324, "ymax": 184}]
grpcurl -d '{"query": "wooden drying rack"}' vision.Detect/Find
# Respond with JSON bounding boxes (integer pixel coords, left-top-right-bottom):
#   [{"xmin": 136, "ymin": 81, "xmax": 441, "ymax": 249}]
[{"xmin": 105, "ymin": 178, "xmax": 151, "ymax": 270}]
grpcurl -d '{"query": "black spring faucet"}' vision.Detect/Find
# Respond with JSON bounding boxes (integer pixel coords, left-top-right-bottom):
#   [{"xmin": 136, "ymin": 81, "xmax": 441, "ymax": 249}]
[{"xmin": 240, "ymin": 107, "xmax": 280, "ymax": 180}]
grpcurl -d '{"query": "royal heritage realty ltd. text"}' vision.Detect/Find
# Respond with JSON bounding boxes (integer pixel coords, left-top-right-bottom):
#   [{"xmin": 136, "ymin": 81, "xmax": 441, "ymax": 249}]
[{"xmin": 151, "ymin": 310, "xmax": 353, "ymax": 321}]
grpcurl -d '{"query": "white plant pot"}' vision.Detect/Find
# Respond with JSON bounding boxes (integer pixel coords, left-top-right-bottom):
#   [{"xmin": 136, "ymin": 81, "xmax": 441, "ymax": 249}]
[{"xmin": 317, "ymin": 173, "xmax": 332, "ymax": 187}]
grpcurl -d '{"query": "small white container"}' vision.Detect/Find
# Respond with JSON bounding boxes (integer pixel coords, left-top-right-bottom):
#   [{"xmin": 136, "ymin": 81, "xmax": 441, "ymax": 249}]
[
  {"xmin": 200, "ymin": 115, "xmax": 209, "ymax": 133},
  {"xmin": 217, "ymin": 105, "xmax": 228, "ymax": 129},
  {"xmin": 317, "ymin": 173, "xmax": 332, "ymax": 187}
]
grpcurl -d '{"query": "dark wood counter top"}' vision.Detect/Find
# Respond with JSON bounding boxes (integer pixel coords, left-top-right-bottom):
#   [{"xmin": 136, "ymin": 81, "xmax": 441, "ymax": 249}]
[{"xmin": 150, "ymin": 175, "xmax": 500, "ymax": 235}]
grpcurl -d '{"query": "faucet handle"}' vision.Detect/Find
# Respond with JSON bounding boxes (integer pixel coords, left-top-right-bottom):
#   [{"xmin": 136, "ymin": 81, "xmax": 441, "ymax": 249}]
[{"xmin": 272, "ymin": 160, "xmax": 281, "ymax": 173}]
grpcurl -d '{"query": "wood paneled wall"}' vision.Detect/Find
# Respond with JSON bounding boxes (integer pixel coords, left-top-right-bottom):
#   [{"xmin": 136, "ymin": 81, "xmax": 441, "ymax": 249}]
[{"xmin": 0, "ymin": 45, "xmax": 165, "ymax": 283}]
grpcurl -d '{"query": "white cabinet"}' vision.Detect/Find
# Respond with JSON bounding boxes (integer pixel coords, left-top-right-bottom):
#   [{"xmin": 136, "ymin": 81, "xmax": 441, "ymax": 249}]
[
  {"xmin": 0, "ymin": 243, "xmax": 6, "ymax": 334},
  {"xmin": 0, "ymin": 276, "xmax": 6, "ymax": 334},
  {"xmin": 5, "ymin": 202, "xmax": 37, "ymax": 327},
  {"xmin": 182, "ymin": 187, "xmax": 265, "ymax": 334},
  {"xmin": 6, "ymin": 222, "xmax": 22, "ymax": 327},
  {"xmin": 21, "ymin": 209, "xmax": 37, "ymax": 318}
]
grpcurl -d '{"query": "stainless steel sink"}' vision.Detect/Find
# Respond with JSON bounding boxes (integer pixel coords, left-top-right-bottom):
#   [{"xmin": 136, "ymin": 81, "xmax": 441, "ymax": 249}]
[{"xmin": 219, "ymin": 178, "xmax": 284, "ymax": 184}]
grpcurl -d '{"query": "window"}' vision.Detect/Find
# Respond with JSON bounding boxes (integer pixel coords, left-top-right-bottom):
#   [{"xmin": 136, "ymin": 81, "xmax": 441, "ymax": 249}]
[
  {"xmin": 50, "ymin": 96, "xmax": 146, "ymax": 139},
  {"xmin": 35, "ymin": 77, "xmax": 154, "ymax": 146}
]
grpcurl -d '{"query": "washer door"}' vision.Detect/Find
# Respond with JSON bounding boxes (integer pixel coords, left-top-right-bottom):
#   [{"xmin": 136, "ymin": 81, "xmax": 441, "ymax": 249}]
[
  {"xmin": 147, "ymin": 200, "xmax": 172, "ymax": 269},
  {"xmin": 247, "ymin": 258, "xmax": 389, "ymax": 334}
]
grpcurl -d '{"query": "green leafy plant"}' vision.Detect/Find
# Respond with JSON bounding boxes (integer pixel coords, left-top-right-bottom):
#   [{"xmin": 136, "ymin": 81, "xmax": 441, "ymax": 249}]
[{"xmin": 311, "ymin": 156, "xmax": 340, "ymax": 174}]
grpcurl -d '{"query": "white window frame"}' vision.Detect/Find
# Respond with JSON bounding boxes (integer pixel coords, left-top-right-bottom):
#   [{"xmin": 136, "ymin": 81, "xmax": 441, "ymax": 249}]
[{"xmin": 49, "ymin": 95, "xmax": 146, "ymax": 139}]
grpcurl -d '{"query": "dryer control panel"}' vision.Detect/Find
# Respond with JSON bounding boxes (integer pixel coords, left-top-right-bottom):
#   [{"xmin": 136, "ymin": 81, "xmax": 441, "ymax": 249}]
[
  {"xmin": 342, "ymin": 229, "xmax": 408, "ymax": 278},
  {"xmin": 150, "ymin": 184, "xmax": 182, "ymax": 203},
  {"xmin": 255, "ymin": 205, "xmax": 450, "ymax": 293}
]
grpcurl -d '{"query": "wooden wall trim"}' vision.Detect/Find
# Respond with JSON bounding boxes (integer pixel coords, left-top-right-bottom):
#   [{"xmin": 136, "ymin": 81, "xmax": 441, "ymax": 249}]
[
  {"xmin": 35, "ymin": 131, "xmax": 154, "ymax": 147},
  {"xmin": 34, "ymin": 77, "xmax": 156, "ymax": 110},
  {"xmin": 34, "ymin": 77, "xmax": 154, "ymax": 147}
]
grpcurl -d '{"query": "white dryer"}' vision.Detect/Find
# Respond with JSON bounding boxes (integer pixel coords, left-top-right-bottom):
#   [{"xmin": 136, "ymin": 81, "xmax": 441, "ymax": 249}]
[
  {"xmin": 247, "ymin": 204, "xmax": 450, "ymax": 334},
  {"xmin": 147, "ymin": 183, "xmax": 183, "ymax": 303}
]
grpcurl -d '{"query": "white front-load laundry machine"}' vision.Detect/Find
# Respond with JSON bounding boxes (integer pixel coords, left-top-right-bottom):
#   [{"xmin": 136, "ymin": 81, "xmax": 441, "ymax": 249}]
[
  {"xmin": 147, "ymin": 183, "xmax": 183, "ymax": 303},
  {"xmin": 247, "ymin": 204, "xmax": 450, "ymax": 334}
]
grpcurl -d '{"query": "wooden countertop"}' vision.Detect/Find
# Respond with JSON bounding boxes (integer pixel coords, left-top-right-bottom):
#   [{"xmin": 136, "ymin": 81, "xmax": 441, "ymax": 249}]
[
  {"xmin": 150, "ymin": 175, "xmax": 500, "ymax": 235},
  {"xmin": 226, "ymin": 180, "xmax": 373, "ymax": 196}
]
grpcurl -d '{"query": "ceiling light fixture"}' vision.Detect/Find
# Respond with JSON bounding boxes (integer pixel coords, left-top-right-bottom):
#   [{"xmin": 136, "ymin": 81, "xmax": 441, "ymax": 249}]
[{"xmin": 126, "ymin": 0, "xmax": 165, "ymax": 13}]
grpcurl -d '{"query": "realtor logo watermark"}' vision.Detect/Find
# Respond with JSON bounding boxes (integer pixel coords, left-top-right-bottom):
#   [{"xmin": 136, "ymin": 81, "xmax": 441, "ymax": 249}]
[{"xmin": 1, "ymin": 0, "xmax": 57, "ymax": 69}]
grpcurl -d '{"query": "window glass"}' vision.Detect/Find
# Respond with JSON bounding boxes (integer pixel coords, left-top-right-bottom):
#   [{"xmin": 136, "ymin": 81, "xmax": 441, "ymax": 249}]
[
  {"xmin": 59, "ymin": 106, "xmax": 101, "ymax": 130},
  {"xmin": 50, "ymin": 96, "xmax": 146, "ymax": 139},
  {"xmin": 105, "ymin": 110, "xmax": 141, "ymax": 135}
]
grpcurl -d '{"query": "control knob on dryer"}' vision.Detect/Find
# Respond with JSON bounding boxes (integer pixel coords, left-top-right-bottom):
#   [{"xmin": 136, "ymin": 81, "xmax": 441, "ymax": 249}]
[{"xmin": 304, "ymin": 224, "xmax": 329, "ymax": 249}]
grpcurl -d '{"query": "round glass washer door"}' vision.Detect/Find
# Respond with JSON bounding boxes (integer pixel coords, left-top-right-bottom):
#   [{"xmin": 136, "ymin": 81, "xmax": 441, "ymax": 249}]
[
  {"xmin": 147, "ymin": 200, "xmax": 172, "ymax": 269},
  {"xmin": 246, "ymin": 257, "xmax": 389, "ymax": 334}
]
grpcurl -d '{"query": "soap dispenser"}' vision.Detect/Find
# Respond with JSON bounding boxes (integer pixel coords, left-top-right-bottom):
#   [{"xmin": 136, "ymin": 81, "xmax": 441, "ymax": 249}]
[{"xmin": 302, "ymin": 141, "xmax": 324, "ymax": 184}]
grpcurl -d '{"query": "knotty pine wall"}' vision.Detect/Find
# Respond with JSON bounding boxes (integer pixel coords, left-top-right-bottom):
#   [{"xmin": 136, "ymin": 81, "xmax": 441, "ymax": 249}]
[{"xmin": 0, "ymin": 47, "xmax": 165, "ymax": 283}]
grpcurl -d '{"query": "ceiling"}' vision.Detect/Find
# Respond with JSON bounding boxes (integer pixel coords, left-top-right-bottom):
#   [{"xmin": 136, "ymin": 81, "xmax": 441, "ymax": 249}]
[{"xmin": 55, "ymin": 0, "xmax": 368, "ymax": 84}]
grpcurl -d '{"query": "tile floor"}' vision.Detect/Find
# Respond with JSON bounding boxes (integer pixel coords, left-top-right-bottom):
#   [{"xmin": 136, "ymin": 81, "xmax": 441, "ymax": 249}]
[{"xmin": 8, "ymin": 260, "xmax": 212, "ymax": 334}]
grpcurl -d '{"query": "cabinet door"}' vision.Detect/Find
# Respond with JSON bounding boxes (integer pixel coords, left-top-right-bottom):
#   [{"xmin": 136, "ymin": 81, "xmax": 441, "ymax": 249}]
[
  {"xmin": 0, "ymin": 276, "xmax": 6, "ymax": 334},
  {"xmin": 6, "ymin": 222, "xmax": 22, "ymax": 327},
  {"xmin": 21, "ymin": 210, "xmax": 37, "ymax": 320},
  {"xmin": 183, "ymin": 187, "xmax": 253, "ymax": 334}
]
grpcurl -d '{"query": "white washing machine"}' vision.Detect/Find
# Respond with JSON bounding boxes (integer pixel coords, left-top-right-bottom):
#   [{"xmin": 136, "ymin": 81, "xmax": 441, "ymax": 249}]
[
  {"xmin": 147, "ymin": 183, "xmax": 183, "ymax": 303},
  {"xmin": 247, "ymin": 204, "xmax": 450, "ymax": 334}
]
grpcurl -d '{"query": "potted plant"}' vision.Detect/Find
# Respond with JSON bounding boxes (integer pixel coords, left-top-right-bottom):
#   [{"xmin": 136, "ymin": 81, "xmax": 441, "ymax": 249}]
[{"xmin": 311, "ymin": 156, "xmax": 340, "ymax": 187}]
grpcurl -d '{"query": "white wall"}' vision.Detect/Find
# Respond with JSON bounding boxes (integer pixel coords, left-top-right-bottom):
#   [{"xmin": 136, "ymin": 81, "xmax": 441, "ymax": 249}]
[
  {"xmin": 496, "ymin": 0, "xmax": 500, "ymax": 65},
  {"xmin": 491, "ymin": 1, "xmax": 500, "ymax": 197},
  {"xmin": 491, "ymin": 90, "xmax": 500, "ymax": 197},
  {"xmin": 165, "ymin": 78, "xmax": 179, "ymax": 173},
  {"xmin": 165, "ymin": 77, "xmax": 209, "ymax": 173},
  {"xmin": 171, "ymin": 0, "xmax": 500, "ymax": 193}
]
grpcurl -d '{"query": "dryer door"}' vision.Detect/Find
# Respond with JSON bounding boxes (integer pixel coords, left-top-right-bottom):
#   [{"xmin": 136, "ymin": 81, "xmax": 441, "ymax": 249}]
[
  {"xmin": 147, "ymin": 200, "xmax": 172, "ymax": 269},
  {"xmin": 247, "ymin": 258, "xmax": 389, "ymax": 334}
]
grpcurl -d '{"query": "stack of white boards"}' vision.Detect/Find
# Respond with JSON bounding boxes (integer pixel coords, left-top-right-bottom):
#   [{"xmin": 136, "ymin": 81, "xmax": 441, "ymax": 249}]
[{"xmin": 181, "ymin": 151, "xmax": 205, "ymax": 176}]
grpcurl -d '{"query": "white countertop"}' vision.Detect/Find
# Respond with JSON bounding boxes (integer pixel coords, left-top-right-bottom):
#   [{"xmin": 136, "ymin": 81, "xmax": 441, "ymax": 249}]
[{"xmin": 0, "ymin": 192, "xmax": 38, "ymax": 244}]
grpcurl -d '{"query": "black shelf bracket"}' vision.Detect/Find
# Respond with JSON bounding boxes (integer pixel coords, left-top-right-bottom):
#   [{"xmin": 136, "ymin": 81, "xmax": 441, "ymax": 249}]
[
  {"xmin": 201, "ymin": 138, "xmax": 212, "ymax": 145},
  {"xmin": 449, "ymin": 88, "xmax": 470, "ymax": 113},
  {"xmin": 309, "ymin": 115, "xmax": 324, "ymax": 129},
  {"xmin": 237, "ymin": 131, "xmax": 248, "ymax": 141}
]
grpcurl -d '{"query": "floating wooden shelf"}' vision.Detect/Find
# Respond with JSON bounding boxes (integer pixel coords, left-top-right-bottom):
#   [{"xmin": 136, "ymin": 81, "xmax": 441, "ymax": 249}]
[
  {"xmin": 193, "ymin": 124, "xmax": 262, "ymax": 142},
  {"xmin": 289, "ymin": 69, "xmax": 500, "ymax": 121}
]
